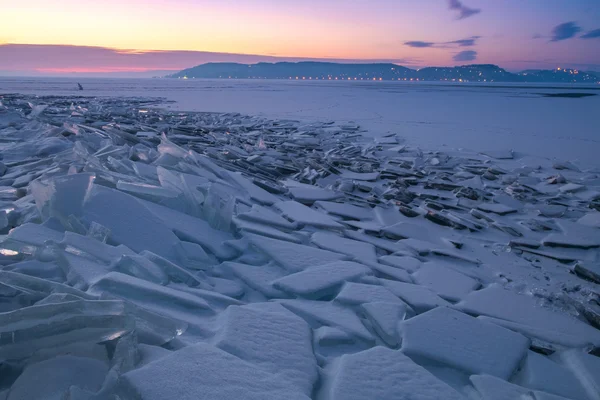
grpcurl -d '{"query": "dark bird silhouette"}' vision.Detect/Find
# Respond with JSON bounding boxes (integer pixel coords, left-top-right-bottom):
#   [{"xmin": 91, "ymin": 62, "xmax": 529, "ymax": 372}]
[{"xmin": 77, "ymin": 83, "xmax": 83, "ymax": 91}]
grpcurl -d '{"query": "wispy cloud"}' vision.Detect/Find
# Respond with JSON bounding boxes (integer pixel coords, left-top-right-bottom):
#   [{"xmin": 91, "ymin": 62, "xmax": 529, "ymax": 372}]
[
  {"xmin": 405, "ymin": 36, "xmax": 479, "ymax": 49},
  {"xmin": 550, "ymin": 22, "xmax": 582, "ymax": 42},
  {"xmin": 581, "ymin": 28, "xmax": 600, "ymax": 39},
  {"xmin": 445, "ymin": 36, "xmax": 480, "ymax": 47},
  {"xmin": 404, "ymin": 41, "xmax": 436, "ymax": 48},
  {"xmin": 448, "ymin": 0, "xmax": 481, "ymax": 20},
  {"xmin": 453, "ymin": 50, "xmax": 477, "ymax": 62}
]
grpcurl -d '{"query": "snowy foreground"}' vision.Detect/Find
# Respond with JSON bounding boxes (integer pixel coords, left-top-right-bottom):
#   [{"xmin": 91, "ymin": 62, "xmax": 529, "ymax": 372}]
[{"xmin": 0, "ymin": 94, "xmax": 599, "ymax": 400}]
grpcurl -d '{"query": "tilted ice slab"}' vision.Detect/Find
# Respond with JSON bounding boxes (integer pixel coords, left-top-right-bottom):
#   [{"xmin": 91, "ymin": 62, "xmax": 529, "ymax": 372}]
[
  {"xmin": 325, "ymin": 346, "xmax": 466, "ymax": 400},
  {"xmin": 470, "ymin": 374, "xmax": 532, "ymax": 400},
  {"xmin": 274, "ymin": 200, "xmax": 344, "ymax": 229},
  {"xmin": 314, "ymin": 200, "xmax": 374, "ymax": 220},
  {"xmin": 411, "ymin": 262, "xmax": 480, "ymax": 302},
  {"xmin": 87, "ymin": 272, "xmax": 217, "ymax": 326},
  {"xmin": 554, "ymin": 349, "xmax": 600, "ymax": 400},
  {"xmin": 311, "ymin": 231, "xmax": 378, "ymax": 264},
  {"xmin": 335, "ymin": 282, "xmax": 408, "ymax": 306},
  {"xmin": 513, "ymin": 351, "xmax": 590, "ymax": 400},
  {"xmin": 456, "ymin": 284, "xmax": 600, "ymax": 347},
  {"xmin": 214, "ymin": 305, "xmax": 318, "ymax": 395},
  {"xmin": 379, "ymin": 255, "xmax": 422, "ymax": 273},
  {"xmin": 118, "ymin": 343, "xmax": 310, "ymax": 400},
  {"xmin": 380, "ymin": 279, "xmax": 451, "ymax": 314},
  {"xmin": 360, "ymin": 301, "xmax": 408, "ymax": 347},
  {"xmin": 141, "ymin": 199, "xmax": 238, "ymax": 260},
  {"xmin": 288, "ymin": 185, "xmax": 343, "ymax": 204},
  {"xmin": 0, "ymin": 299, "xmax": 132, "ymax": 361},
  {"xmin": 236, "ymin": 204, "xmax": 298, "ymax": 230},
  {"xmin": 279, "ymin": 299, "xmax": 374, "ymax": 342},
  {"xmin": 245, "ymin": 233, "xmax": 347, "ymax": 272},
  {"xmin": 400, "ymin": 307, "xmax": 530, "ymax": 380},
  {"xmin": 82, "ymin": 185, "xmax": 181, "ymax": 260},
  {"xmin": 272, "ymin": 261, "xmax": 371, "ymax": 299},
  {"xmin": 233, "ymin": 217, "xmax": 302, "ymax": 243},
  {"xmin": 6, "ymin": 355, "xmax": 108, "ymax": 400}
]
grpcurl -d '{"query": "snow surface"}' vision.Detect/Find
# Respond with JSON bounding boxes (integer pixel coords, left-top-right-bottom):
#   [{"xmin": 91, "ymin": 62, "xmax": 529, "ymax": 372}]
[{"xmin": 1, "ymin": 92, "xmax": 599, "ymax": 399}]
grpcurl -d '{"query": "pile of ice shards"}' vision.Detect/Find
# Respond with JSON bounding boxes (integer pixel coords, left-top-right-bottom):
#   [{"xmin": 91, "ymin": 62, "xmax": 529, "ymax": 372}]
[{"xmin": 0, "ymin": 94, "xmax": 599, "ymax": 400}]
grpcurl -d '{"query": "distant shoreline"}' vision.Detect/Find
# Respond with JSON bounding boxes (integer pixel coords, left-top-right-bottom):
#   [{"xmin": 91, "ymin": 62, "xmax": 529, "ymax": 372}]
[{"xmin": 1, "ymin": 76, "xmax": 599, "ymax": 92}]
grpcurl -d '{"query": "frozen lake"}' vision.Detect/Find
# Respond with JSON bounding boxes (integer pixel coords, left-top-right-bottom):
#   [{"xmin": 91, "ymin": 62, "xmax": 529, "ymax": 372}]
[{"xmin": 1, "ymin": 77, "xmax": 599, "ymax": 166}]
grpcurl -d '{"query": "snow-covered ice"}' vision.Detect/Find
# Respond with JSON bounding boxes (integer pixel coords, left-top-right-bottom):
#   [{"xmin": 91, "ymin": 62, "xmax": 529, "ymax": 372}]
[{"xmin": 0, "ymin": 92, "xmax": 599, "ymax": 399}]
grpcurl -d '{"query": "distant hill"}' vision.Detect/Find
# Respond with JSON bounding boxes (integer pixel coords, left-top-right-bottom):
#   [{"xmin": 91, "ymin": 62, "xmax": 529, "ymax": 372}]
[
  {"xmin": 518, "ymin": 68, "xmax": 598, "ymax": 83},
  {"xmin": 167, "ymin": 62, "xmax": 600, "ymax": 84}
]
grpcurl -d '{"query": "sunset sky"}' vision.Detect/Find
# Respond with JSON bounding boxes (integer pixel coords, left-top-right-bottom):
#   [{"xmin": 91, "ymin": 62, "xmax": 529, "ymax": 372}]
[{"xmin": 1, "ymin": 0, "xmax": 599, "ymax": 75}]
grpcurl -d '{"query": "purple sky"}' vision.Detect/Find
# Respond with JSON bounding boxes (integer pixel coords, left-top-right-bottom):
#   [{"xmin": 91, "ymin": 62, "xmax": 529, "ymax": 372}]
[{"xmin": 1, "ymin": 0, "xmax": 599, "ymax": 75}]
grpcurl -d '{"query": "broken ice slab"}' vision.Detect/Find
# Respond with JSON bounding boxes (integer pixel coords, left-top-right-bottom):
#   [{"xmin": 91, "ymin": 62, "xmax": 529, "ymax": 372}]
[
  {"xmin": 288, "ymin": 186, "xmax": 343, "ymax": 205},
  {"xmin": 225, "ymin": 171, "xmax": 280, "ymax": 205},
  {"xmin": 542, "ymin": 220, "xmax": 600, "ymax": 249},
  {"xmin": 116, "ymin": 180, "xmax": 179, "ymax": 203},
  {"xmin": 99, "ymin": 295, "xmax": 187, "ymax": 346},
  {"xmin": 577, "ymin": 211, "xmax": 600, "ymax": 228},
  {"xmin": 245, "ymin": 233, "xmax": 348, "ymax": 272},
  {"xmin": 538, "ymin": 204, "xmax": 567, "ymax": 218},
  {"xmin": 326, "ymin": 346, "xmax": 465, "ymax": 400},
  {"xmin": 411, "ymin": 263, "xmax": 481, "ymax": 302},
  {"xmin": 233, "ymin": 217, "xmax": 302, "ymax": 244},
  {"xmin": 400, "ymin": 307, "xmax": 530, "ymax": 380},
  {"xmin": 7, "ymin": 355, "xmax": 109, "ymax": 400},
  {"xmin": 339, "ymin": 170, "xmax": 380, "ymax": 181},
  {"xmin": 359, "ymin": 302, "xmax": 407, "ymax": 347},
  {"xmin": 476, "ymin": 202, "xmax": 518, "ymax": 215},
  {"xmin": 0, "ymin": 299, "xmax": 133, "ymax": 361},
  {"xmin": 368, "ymin": 262, "xmax": 413, "ymax": 283},
  {"xmin": 30, "ymin": 173, "xmax": 95, "ymax": 223},
  {"xmin": 553, "ymin": 349, "xmax": 600, "ymax": 400},
  {"xmin": 201, "ymin": 181, "xmax": 239, "ymax": 231},
  {"xmin": 111, "ymin": 254, "xmax": 169, "ymax": 285},
  {"xmin": 139, "ymin": 250, "xmax": 208, "ymax": 288},
  {"xmin": 88, "ymin": 272, "xmax": 217, "ymax": 327},
  {"xmin": 344, "ymin": 230, "xmax": 408, "ymax": 254},
  {"xmin": 272, "ymin": 261, "xmax": 371, "ymax": 300},
  {"xmin": 118, "ymin": 343, "xmax": 310, "ymax": 400},
  {"xmin": 140, "ymin": 200, "xmax": 238, "ymax": 260},
  {"xmin": 2, "ymin": 260, "xmax": 64, "ymax": 282},
  {"xmin": 313, "ymin": 201, "xmax": 373, "ymax": 220},
  {"xmin": 214, "ymin": 305, "xmax": 318, "ymax": 395},
  {"xmin": 456, "ymin": 284, "xmax": 600, "ymax": 347},
  {"xmin": 279, "ymin": 299, "xmax": 374, "ymax": 342},
  {"xmin": 513, "ymin": 351, "xmax": 589, "ymax": 400},
  {"xmin": 2, "ymin": 223, "xmax": 64, "ymax": 252},
  {"xmin": 222, "ymin": 261, "xmax": 287, "ymax": 298},
  {"xmin": 379, "ymin": 279, "xmax": 450, "ymax": 314},
  {"xmin": 57, "ymin": 251, "xmax": 115, "ymax": 290},
  {"xmin": 60, "ymin": 231, "xmax": 137, "ymax": 266},
  {"xmin": 82, "ymin": 185, "xmax": 181, "ymax": 260},
  {"xmin": 236, "ymin": 204, "xmax": 298, "ymax": 230},
  {"xmin": 378, "ymin": 255, "xmax": 422, "ymax": 273},
  {"xmin": 274, "ymin": 201, "xmax": 344, "ymax": 229},
  {"xmin": 335, "ymin": 282, "xmax": 408, "ymax": 306},
  {"xmin": 470, "ymin": 374, "xmax": 533, "ymax": 400},
  {"xmin": 574, "ymin": 261, "xmax": 600, "ymax": 284},
  {"xmin": 0, "ymin": 270, "xmax": 95, "ymax": 301},
  {"xmin": 559, "ymin": 183, "xmax": 585, "ymax": 193},
  {"xmin": 310, "ymin": 232, "xmax": 378, "ymax": 264}
]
